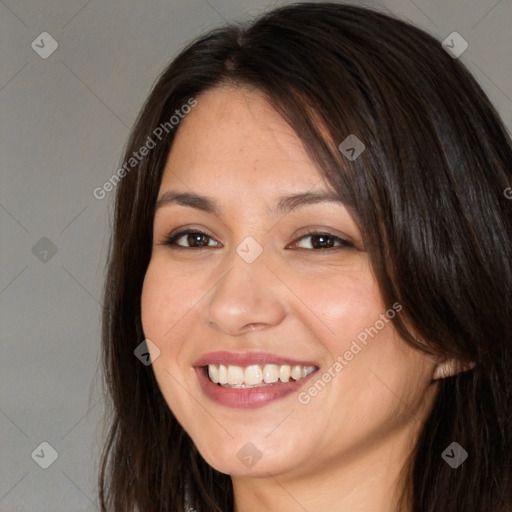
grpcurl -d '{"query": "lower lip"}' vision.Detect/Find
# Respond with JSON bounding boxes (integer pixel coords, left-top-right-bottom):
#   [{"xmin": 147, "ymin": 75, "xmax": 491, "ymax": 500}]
[{"xmin": 195, "ymin": 367, "xmax": 317, "ymax": 408}]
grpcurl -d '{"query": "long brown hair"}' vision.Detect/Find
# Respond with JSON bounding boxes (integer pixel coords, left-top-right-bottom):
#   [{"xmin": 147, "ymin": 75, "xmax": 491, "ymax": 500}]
[{"xmin": 98, "ymin": 3, "xmax": 512, "ymax": 511}]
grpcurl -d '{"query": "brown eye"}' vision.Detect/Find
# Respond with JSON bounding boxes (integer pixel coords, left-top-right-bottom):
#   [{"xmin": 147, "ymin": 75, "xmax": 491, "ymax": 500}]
[
  {"xmin": 162, "ymin": 230, "xmax": 220, "ymax": 249},
  {"xmin": 291, "ymin": 232, "xmax": 353, "ymax": 250}
]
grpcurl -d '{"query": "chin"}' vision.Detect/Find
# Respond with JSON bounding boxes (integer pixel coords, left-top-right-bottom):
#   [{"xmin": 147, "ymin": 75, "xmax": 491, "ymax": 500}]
[{"xmin": 188, "ymin": 428, "xmax": 306, "ymax": 478}]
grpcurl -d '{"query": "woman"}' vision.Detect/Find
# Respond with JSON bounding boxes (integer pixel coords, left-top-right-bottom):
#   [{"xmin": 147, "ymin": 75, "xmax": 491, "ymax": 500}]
[{"xmin": 98, "ymin": 3, "xmax": 512, "ymax": 511}]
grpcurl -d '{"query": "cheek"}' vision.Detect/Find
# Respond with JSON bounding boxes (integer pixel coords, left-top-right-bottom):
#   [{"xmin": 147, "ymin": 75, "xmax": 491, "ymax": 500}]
[
  {"xmin": 140, "ymin": 263, "xmax": 169, "ymax": 341},
  {"xmin": 286, "ymin": 259, "xmax": 384, "ymax": 351},
  {"xmin": 140, "ymin": 258, "xmax": 201, "ymax": 342},
  {"xmin": 140, "ymin": 260, "xmax": 198, "ymax": 414},
  {"xmin": 289, "ymin": 262, "xmax": 428, "ymax": 416},
  {"xmin": 140, "ymin": 260, "xmax": 199, "ymax": 384}
]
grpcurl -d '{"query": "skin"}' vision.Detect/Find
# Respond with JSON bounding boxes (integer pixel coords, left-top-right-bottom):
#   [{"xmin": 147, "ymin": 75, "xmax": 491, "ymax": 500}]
[{"xmin": 141, "ymin": 84, "xmax": 448, "ymax": 512}]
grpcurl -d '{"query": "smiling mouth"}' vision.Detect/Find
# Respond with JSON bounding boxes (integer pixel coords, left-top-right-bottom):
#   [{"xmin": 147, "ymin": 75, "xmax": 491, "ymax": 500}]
[{"xmin": 204, "ymin": 363, "xmax": 317, "ymax": 388}]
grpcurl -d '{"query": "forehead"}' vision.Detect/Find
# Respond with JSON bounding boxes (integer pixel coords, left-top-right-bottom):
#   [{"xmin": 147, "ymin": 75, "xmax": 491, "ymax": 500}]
[{"xmin": 159, "ymin": 85, "xmax": 326, "ymax": 193}]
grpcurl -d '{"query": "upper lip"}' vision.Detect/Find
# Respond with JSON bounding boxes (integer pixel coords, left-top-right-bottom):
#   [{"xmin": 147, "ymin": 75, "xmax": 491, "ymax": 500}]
[{"xmin": 193, "ymin": 351, "xmax": 318, "ymax": 368}]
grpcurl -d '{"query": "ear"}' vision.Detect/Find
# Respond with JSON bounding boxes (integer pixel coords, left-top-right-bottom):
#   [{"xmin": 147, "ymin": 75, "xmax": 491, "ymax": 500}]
[{"xmin": 433, "ymin": 358, "xmax": 476, "ymax": 380}]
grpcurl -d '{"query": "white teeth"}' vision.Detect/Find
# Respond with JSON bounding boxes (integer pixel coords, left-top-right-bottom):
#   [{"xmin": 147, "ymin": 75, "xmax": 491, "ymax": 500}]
[
  {"xmin": 290, "ymin": 365, "xmax": 302, "ymax": 380},
  {"xmin": 279, "ymin": 364, "xmax": 291, "ymax": 383},
  {"xmin": 218, "ymin": 364, "xmax": 228, "ymax": 385},
  {"xmin": 244, "ymin": 365, "xmax": 263, "ymax": 385},
  {"xmin": 263, "ymin": 364, "xmax": 279, "ymax": 383},
  {"xmin": 227, "ymin": 365, "xmax": 244, "ymax": 385},
  {"xmin": 208, "ymin": 364, "xmax": 219, "ymax": 383},
  {"xmin": 303, "ymin": 366, "xmax": 316, "ymax": 377},
  {"xmin": 206, "ymin": 363, "xmax": 316, "ymax": 388}
]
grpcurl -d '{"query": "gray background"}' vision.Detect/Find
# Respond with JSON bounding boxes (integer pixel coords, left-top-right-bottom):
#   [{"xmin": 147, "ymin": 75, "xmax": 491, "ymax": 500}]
[{"xmin": 1, "ymin": 0, "xmax": 511, "ymax": 510}]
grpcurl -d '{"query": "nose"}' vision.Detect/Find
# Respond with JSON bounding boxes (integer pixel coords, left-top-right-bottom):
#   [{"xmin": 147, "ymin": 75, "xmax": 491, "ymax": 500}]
[{"xmin": 203, "ymin": 249, "xmax": 287, "ymax": 336}]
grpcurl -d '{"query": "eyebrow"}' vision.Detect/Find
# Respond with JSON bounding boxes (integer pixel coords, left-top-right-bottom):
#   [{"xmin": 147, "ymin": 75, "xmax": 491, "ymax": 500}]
[{"xmin": 155, "ymin": 190, "xmax": 344, "ymax": 216}]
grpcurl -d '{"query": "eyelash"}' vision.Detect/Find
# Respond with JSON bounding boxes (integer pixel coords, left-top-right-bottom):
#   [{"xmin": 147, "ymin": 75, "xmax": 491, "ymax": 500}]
[{"xmin": 159, "ymin": 229, "xmax": 353, "ymax": 251}]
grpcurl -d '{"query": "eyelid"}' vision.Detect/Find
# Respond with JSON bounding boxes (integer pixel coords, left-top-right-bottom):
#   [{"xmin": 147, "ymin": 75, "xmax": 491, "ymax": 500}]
[
  {"xmin": 288, "ymin": 227, "xmax": 353, "ymax": 246},
  {"xmin": 287, "ymin": 230, "xmax": 353, "ymax": 250},
  {"xmin": 158, "ymin": 226, "xmax": 222, "ymax": 248},
  {"xmin": 159, "ymin": 226, "xmax": 354, "ymax": 251}
]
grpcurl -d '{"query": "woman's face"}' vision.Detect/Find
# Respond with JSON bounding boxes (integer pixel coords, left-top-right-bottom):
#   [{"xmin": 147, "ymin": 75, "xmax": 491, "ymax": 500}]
[{"xmin": 141, "ymin": 85, "xmax": 438, "ymax": 480}]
